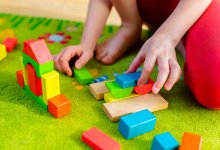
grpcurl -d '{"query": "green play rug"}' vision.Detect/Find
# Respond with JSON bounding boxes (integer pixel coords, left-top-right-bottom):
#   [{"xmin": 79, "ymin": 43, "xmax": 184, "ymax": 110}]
[{"xmin": 0, "ymin": 13, "xmax": 219, "ymax": 150}]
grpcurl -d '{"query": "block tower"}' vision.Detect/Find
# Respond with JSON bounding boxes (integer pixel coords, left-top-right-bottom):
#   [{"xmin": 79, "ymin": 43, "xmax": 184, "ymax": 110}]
[{"xmin": 16, "ymin": 39, "xmax": 71, "ymax": 118}]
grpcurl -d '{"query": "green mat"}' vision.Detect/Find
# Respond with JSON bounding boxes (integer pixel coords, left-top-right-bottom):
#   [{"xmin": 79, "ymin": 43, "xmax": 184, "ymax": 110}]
[{"xmin": 0, "ymin": 13, "xmax": 219, "ymax": 150}]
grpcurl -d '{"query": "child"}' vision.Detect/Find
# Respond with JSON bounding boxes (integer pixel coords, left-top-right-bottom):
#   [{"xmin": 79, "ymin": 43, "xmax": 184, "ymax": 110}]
[{"xmin": 54, "ymin": 0, "xmax": 220, "ymax": 109}]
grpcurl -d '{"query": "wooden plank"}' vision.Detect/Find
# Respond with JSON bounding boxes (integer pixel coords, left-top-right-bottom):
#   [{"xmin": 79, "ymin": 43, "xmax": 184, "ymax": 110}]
[
  {"xmin": 103, "ymin": 93, "xmax": 168, "ymax": 122},
  {"xmin": 89, "ymin": 81, "xmax": 110, "ymax": 100}
]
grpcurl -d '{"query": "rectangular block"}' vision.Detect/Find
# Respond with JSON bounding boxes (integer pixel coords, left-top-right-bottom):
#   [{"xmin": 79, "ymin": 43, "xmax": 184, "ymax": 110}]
[
  {"xmin": 118, "ymin": 110, "xmax": 156, "ymax": 139},
  {"xmin": 41, "ymin": 70, "xmax": 60, "ymax": 104},
  {"xmin": 16, "ymin": 70, "xmax": 24, "ymax": 88},
  {"xmin": 26, "ymin": 64, "xmax": 42, "ymax": 96},
  {"xmin": 2, "ymin": 37, "xmax": 18, "ymax": 52},
  {"xmin": 116, "ymin": 72, "xmax": 141, "ymax": 88},
  {"xmin": 48, "ymin": 94, "xmax": 71, "ymax": 118},
  {"xmin": 151, "ymin": 132, "xmax": 179, "ymax": 150},
  {"xmin": 20, "ymin": 57, "xmax": 28, "ymax": 86},
  {"xmin": 82, "ymin": 127, "xmax": 120, "ymax": 150},
  {"xmin": 104, "ymin": 93, "xmax": 139, "ymax": 103},
  {"xmin": 73, "ymin": 67, "xmax": 93, "ymax": 85},
  {"xmin": 103, "ymin": 93, "xmax": 168, "ymax": 122},
  {"xmin": 89, "ymin": 81, "xmax": 110, "ymax": 100},
  {"xmin": 0, "ymin": 44, "xmax": 7, "ymax": 61},
  {"xmin": 179, "ymin": 132, "xmax": 202, "ymax": 150}
]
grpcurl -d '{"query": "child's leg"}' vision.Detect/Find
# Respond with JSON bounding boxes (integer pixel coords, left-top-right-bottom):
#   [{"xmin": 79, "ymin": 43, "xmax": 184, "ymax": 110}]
[
  {"xmin": 95, "ymin": 0, "xmax": 142, "ymax": 65},
  {"xmin": 184, "ymin": 0, "xmax": 220, "ymax": 109}
]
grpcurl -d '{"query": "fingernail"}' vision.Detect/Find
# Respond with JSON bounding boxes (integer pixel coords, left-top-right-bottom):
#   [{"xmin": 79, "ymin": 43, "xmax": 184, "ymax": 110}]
[
  {"xmin": 75, "ymin": 62, "xmax": 81, "ymax": 69},
  {"xmin": 153, "ymin": 87, "xmax": 160, "ymax": 94}
]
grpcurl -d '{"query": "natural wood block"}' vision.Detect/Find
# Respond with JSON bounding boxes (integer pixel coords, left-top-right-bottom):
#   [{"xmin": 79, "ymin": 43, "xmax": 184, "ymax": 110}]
[{"xmin": 89, "ymin": 81, "xmax": 109, "ymax": 100}]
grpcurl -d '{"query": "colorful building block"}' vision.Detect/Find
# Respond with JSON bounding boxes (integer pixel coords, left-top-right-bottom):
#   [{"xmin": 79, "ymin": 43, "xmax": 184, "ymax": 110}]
[
  {"xmin": 118, "ymin": 109, "xmax": 156, "ymax": 139},
  {"xmin": 22, "ymin": 53, "xmax": 54, "ymax": 78},
  {"xmin": 104, "ymin": 93, "xmax": 139, "ymax": 103},
  {"xmin": 19, "ymin": 57, "xmax": 28, "ymax": 86},
  {"xmin": 116, "ymin": 72, "xmax": 142, "ymax": 88},
  {"xmin": 0, "ymin": 44, "xmax": 7, "ymax": 61},
  {"xmin": 41, "ymin": 70, "xmax": 60, "ymax": 104},
  {"xmin": 26, "ymin": 64, "xmax": 43, "ymax": 96},
  {"xmin": 151, "ymin": 132, "xmax": 179, "ymax": 150},
  {"xmin": 48, "ymin": 94, "xmax": 71, "ymax": 118},
  {"xmin": 93, "ymin": 75, "xmax": 109, "ymax": 83},
  {"xmin": 16, "ymin": 70, "xmax": 24, "ymax": 88},
  {"xmin": 134, "ymin": 83, "xmax": 153, "ymax": 95},
  {"xmin": 89, "ymin": 81, "xmax": 110, "ymax": 100},
  {"xmin": 105, "ymin": 81, "xmax": 133, "ymax": 98},
  {"xmin": 103, "ymin": 93, "xmax": 168, "ymax": 122},
  {"xmin": 2, "ymin": 37, "xmax": 18, "ymax": 52},
  {"xmin": 179, "ymin": 132, "xmax": 202, "ymax": 150},
  {"xmin": 82, "ymin": 127, "xmax": 120, "ymax": 150},
  {"xmin": 73, "ymin": 67, "xmax": 93, "ymax": 84},
  {"xmin": 23, "ymin": 39, "xmax": 53, "ymax": 64}
]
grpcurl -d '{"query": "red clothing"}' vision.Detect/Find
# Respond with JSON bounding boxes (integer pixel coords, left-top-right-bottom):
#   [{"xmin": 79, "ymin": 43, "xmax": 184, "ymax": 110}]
[{"xmin": 137, "ymin": 0, "xmax": 220, "ymax": 109}]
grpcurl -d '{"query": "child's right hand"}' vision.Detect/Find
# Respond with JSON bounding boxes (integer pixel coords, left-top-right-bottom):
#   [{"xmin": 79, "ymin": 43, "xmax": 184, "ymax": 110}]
[{"xmin": 53, "ymin": 45, "xmax": 94, "ymax": 76}]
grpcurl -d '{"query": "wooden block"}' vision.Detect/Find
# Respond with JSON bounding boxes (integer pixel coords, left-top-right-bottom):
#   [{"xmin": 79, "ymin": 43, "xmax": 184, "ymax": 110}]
[
  {"xmin": 89, "ymin": 81, "xmax": 109, "ymax": 100},
  {"xmin": 104, "ymin": 93, "xmax": 139, "ymax": 103},
  {"xmin": 179, "ymin": 132, "xmax": 202, "ymax": 150},
  {"xmin": 151, "ymin": 132, "xmax": 179, "ymax": 150},
  {"xmin": 118, "ymin": 110, "xmax": 156, "ymax": 139},
  {"xmin": 2, "ymin": 37, "xmax": 18, "ymax": 52},
  {"xmin": 105, "ymin": 81, "xmax": 133, "ymax": 98},
  {"xmin": 82, "ymin": 127, "xmax": 120, "ymax": 150},
  {"xmin": 103, "ymin": 93, "xmax": 168, "ymax": 122},
  {"xmin": 116, "ymin": 72, "xmax": 141, "ymax": 88},
  {"xmin": 16, "ymin": 70, "xmax": 24, "ymax": 88},
  {"xmin": 41, "ymin": 70, "xmax": 60, "ymax": 104},
  {"xmin": 0, "ymin": 44, "xmax": 7, "ymax": 61},
  {"xmin": 20, "ymin": 57, "xmax": 28, "ymax": 86},
  {"xmin": 48, "ymin": 94, "xmax": 71, "ymax": 118},
  {"xmin": 26, "ymin": 64, "xmax": 42, "ymax": 96},
  {"xmin": 73, "ymin": 67, "xmax": 93, "ymax": 84},
  {"xmin": 134, "ymin": 84, "xmax": 153, "ymax": 95}
]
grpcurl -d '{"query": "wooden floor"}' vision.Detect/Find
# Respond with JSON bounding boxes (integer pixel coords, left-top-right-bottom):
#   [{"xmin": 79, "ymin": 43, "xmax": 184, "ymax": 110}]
[{"xmin": 0, "ymin": 0, "xmax": 121, "ymax": 25}]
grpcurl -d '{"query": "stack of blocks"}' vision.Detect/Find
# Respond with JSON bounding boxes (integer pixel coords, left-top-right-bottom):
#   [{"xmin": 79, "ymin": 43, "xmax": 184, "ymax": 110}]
[
  {"xmin": 0, "ymin": 37, "xmax": 18, "ymax": 61},
  {"xmin": 16, "ymin": 39, "xmax": 71, "ymax": 118}
]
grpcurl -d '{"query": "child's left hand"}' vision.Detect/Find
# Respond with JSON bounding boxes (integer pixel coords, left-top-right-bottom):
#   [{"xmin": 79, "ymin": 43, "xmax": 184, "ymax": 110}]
[{"xmin": 127, "ymin": 33, "xmax": 182, "ymax": 94}]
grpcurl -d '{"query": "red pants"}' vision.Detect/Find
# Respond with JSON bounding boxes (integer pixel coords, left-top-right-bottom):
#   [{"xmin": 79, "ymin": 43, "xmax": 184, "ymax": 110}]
[{"xmin": 137, "ymin": 0, "xmax": 220, "ymax": 109}]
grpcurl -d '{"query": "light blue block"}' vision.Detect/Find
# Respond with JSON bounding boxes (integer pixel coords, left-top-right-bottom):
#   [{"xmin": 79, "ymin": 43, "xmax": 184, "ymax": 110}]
[
  {"xmin": 151, "ymin": 132, "xmax": 179, "ymax": 150},
  {"xmin": 116, "ymin": 72, "xmax": 142, "ymax": 88},
  {"xmin": 118, "ymin": 109, "xmax": 156, "ymax": 139}
]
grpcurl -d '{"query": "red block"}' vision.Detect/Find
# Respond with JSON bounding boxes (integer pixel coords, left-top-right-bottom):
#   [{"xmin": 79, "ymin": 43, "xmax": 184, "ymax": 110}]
[
  {"xmin": 48, "ymin": 94, "xmax": 71, "ymax": 118},
  {"xmin": 26, "ymin": 64, "xmax": 42, "ymax": 96},
  {"xmin": 23, "ymin": 39, "xmax": 53, "ymax": 64},
  {"xmin": 2, "ymin": 38, "xmax": 18, "ymax": 52},
  {"xmin": 82, "ymin": 127, "xmax": 120, "ymax": 150},
  {"xmin": 16, "ymin": 70, "xmax": 24, "ymax": 88},
  {"xmin": 134, "ymin": 78, "xmax": 154, "ymax": 95}
]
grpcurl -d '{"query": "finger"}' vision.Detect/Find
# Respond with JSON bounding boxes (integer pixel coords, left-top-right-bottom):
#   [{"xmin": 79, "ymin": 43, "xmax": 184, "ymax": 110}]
[
  {"xmin": 152, "ymin": 57, "xmax": 169, "ymax": 94},
  {"xmin": 137, "ymin": 53, "xmax": 157, "ymax": 86},
  {"xmin": 126, "ymin": 53, "xmax": 145, "ymax": 73},
  {"xmin": 75, "ymin": 52, "xmax": 92, "ymax": 69},
  {"xmin": 53, "ymin": 53, "xmax": 65, "ymax": 73},
  {"xmin": 164, "ymin": 59, "xmax": 182, "ymax": 90}
]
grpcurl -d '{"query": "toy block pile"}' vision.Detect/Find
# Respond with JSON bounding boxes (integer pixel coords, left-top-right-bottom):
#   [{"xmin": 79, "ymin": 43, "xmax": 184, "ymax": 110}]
[
  {"xmin": 16, "ymin": 39, "xmax": 71, "ymax": 118},
  {"xmin": 0, "ymin": 37, "xmax": 18, "ymax": 61}
]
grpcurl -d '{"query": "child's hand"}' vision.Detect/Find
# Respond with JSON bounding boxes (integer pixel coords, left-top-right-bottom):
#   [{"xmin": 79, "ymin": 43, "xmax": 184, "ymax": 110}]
[
  {"xmin": 53, "ymin": 45, "xmax": 94, "ymax": 76},
  {"xmin": 127, "ymin": 34, "xmax": 182, "ymax": 94}
]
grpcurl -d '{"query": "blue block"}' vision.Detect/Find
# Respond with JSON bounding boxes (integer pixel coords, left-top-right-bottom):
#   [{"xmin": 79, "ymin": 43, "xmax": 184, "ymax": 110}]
[
  {"xmin": 93, "ymin": 75, "xmax": 109, "ymax": 83},
  {"xmin": 151, "ymin": 132, "xmax": 179, "ymax": 150},
  {"xmin": 118, "ymin": 109, "xmax": 156, "ymax": 139},
  {"xmin": 116, "ymin": 72, "xmax": 142, "ymax": 88}
]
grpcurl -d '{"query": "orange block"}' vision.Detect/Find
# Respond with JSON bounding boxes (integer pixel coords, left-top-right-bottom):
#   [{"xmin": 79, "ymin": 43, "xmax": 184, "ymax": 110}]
[
  {"xmin": 48, "ymin": 94, "xmax": 71, "ymax": 118},
  {"xmin": 16, "ymin": 70, "xmax": 24, "ymax": 88},
  {"xmin": 179, "ymin": 132, "xmax": 202, "ymax": 150}
]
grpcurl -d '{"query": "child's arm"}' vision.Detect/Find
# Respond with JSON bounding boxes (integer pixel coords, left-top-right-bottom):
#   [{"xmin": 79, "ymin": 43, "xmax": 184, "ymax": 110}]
[
  {"xmin": 54, "ymin": 0, "xmax": 112, "ymax": 76},
  {"xmin": 127, "ymin": 0, "xmax": 212, "ymax": 93}
]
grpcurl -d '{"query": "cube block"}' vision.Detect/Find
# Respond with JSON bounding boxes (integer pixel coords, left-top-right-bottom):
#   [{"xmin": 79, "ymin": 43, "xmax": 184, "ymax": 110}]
[
  {"xmin": 118, "ymin": 109, "xmax": 156, "ymax": 139},
  {"xmin": 116, "ymin": 72, "xmax": 142, "ymax": 88},
  {"xmin": 2, "ymin": 37, "xmax": 18, "ymax": 52},
  {"xmin": 179, "ymin": 132, "xmax": 202, "ymax": 150},
  {"xmin": 151, "ymin": 132, "xmax": 179, "ymax": 150},
  {"xmin": 0, "ymin": 44, "xmax": 7, "ymax": 61},
  {"xmin": 89, "ymin": 81, "xmax": 110, "ymax": 100},
  {"xmin": 73, "ymin": 67, "xmax": 93, "ymax": 84},
  {"xmin": 48, "ymin": 94, "xmax": 71, "ymax": 118},
  {"xmin": 16, "ymin": 70, "xmax": 24, "ymax": 88},
  {"xmin": 105, "ymin": 81, "xmax": 133, "ymax": 98},
  {"xmin": 82, "ymin": 127, "xmax": 120, "ymax": 150},
  {"xmin": 41, "ymin": 70, "xmax": 60, "ymax": 103}
]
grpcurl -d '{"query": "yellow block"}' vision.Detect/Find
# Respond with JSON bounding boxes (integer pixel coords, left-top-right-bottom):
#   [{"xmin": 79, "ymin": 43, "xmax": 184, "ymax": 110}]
[
  {"xmin": 19, "ymin": 57, "xmax": 28, "ymax": 85},
  {"xmin": 104, "ymin": 93, "xmax": 139, "ymax": 103},
  {"xmin": 41, "ymin": 70, "xmax": 60, "ymax": 104},
  {"xmin": 0, "ymin": 28, "xmax": 15, "ymax": 41},
  {"xmin": 0, "ymin": 44, "xmax": 7, "ymax": 61}
]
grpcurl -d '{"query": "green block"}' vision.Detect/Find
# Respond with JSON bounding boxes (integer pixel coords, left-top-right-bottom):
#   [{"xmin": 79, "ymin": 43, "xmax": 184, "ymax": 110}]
[
  {"xmin": 24, "ymin": 85, "xmax": 48, "ymax": 110},
  {"xmin": 73, "ymin": 67, "xmax": 93, "ymax": 85},
  {"xmin": 22, "ymin": 53, "xmax": 54, "ymax": 78},
  {"xmin": 105, "ymin": 81, "xmax": 133, "ymax": 99}
]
